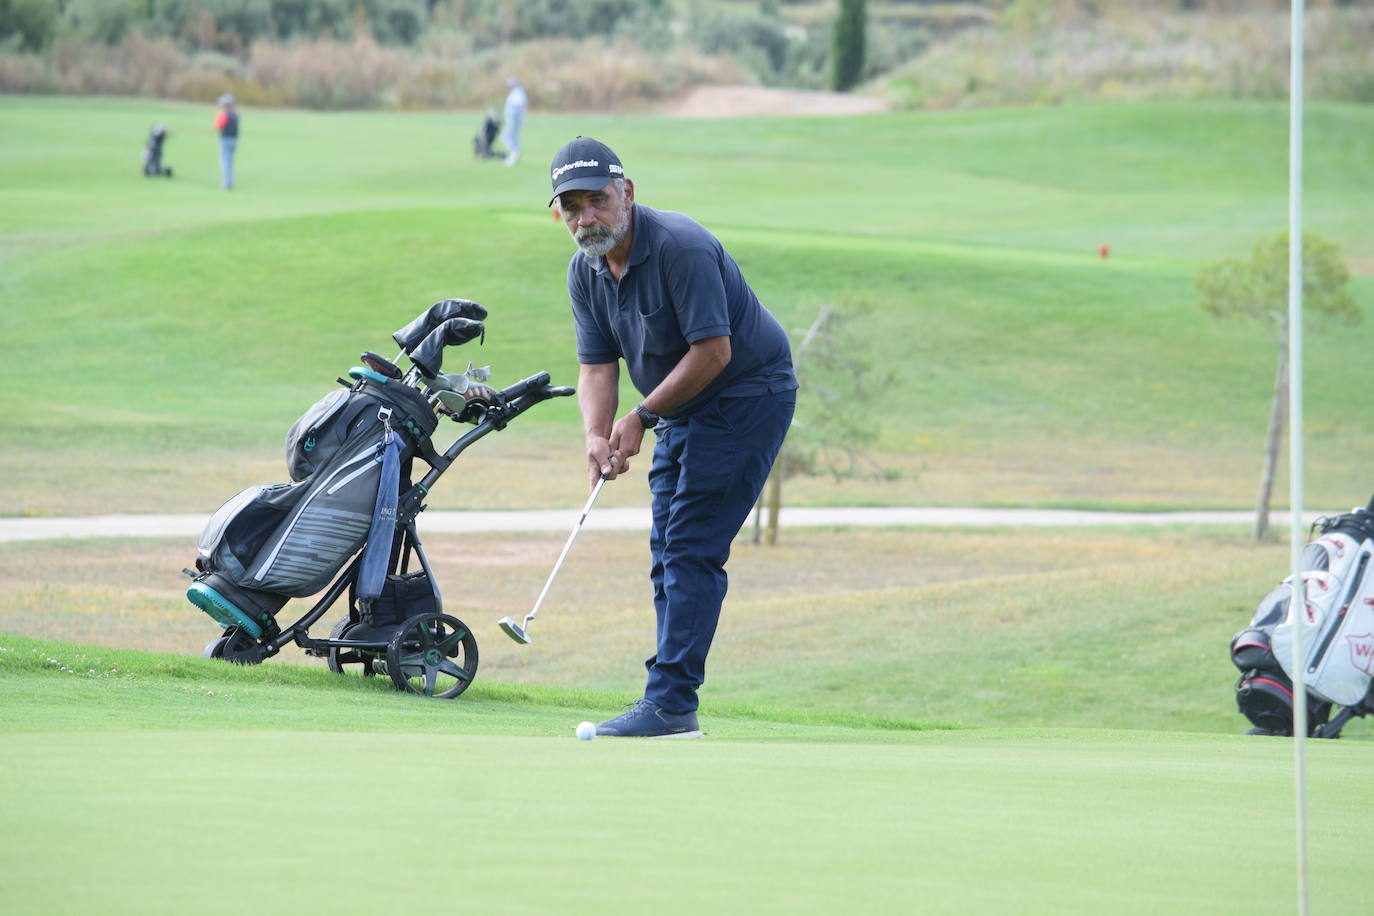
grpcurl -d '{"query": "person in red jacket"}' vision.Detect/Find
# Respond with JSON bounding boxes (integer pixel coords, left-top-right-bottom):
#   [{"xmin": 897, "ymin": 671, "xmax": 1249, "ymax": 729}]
[{"xmin": 215, "ymin": 94, "xmax": 239, "ymax": 190}]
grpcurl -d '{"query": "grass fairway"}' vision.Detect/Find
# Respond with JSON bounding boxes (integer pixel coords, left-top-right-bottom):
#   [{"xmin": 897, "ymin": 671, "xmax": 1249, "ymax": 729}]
[
  {"xmin": 2, "ymin": 95, "xmax": 1372, "ymax": 513},
  {"xmin": 2, "ymin": 636, "xmax": 1372, "ymax": 915}
]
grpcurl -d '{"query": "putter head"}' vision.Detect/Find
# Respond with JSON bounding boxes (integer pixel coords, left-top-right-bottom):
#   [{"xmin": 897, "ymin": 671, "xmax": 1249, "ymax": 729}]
[{"xmin": 498, "ymin": 616, "xmax": 531, "ymax": 645}]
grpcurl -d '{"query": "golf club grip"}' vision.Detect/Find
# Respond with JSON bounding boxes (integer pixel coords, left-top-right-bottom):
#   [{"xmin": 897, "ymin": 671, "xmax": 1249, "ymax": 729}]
[{"xmin": 501, "ymin": 371, "xmax": 551, "ymax": 401}]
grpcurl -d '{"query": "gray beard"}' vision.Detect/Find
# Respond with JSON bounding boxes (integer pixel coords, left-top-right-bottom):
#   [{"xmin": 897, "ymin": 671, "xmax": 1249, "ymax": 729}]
[{"xmin": 575, "ymin": 207, "xmax": 630, "ymax": 258}]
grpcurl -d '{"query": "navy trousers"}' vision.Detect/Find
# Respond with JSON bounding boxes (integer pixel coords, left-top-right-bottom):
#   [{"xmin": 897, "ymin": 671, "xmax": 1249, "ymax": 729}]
[{"xmin": 644, "ymin": 389, "xmax": 796, "ymax": 713}]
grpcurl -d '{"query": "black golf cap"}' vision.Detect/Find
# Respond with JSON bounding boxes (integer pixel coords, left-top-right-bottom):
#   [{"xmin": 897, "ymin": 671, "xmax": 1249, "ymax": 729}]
[{"xmin": 549, "ymin": 136, "xmax": 624, "ymax": 206}]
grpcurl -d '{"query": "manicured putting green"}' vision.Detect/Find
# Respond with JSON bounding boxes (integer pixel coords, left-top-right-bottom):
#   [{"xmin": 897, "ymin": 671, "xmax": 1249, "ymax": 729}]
[{"xmin": 2, "ymin": 726, "xmax": 1369, "ymax": 915}]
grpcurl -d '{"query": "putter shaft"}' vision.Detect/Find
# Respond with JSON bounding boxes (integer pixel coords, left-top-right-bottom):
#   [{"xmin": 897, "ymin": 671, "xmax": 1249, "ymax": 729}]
[{"xmin": 500, "ymin": 474, "xmax": 607, "ymax": 642}]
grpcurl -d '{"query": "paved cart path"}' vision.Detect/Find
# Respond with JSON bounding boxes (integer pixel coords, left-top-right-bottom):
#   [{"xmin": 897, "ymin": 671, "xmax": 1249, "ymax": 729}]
[{"xmin": 0, "ymin": 507, "xmax": 1332, "ymax": 542}]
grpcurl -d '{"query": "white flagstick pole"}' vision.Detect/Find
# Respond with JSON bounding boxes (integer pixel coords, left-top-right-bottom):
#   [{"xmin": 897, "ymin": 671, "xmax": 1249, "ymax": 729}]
[{"xmin": 1287, "ymin": 2, "xmax": 1309, "ymax": 915}]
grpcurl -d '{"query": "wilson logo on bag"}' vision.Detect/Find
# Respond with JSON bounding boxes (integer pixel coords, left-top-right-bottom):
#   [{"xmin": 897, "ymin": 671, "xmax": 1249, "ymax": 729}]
[{"xmin": 1348, "ymin": 633, "xmax": 1374, "ymax": 676}]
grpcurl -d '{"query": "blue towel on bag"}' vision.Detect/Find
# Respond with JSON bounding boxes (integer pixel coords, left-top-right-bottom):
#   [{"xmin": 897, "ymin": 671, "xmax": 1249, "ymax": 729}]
[{"xmin": 357, "ymin": 427, "xmax": 401, "ymax": 601}]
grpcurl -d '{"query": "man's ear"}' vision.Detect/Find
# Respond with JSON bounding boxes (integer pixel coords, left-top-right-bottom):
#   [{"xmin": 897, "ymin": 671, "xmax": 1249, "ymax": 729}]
[{"xmin": 623, "ymin": 178, "xmax": 635, "ymax": 205}]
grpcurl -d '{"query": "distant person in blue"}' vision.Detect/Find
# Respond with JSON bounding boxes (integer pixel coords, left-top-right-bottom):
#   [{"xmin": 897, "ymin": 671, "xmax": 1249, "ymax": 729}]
[
  {"xmin": 501, "ymin": 77, "xmax": 526, "ymax": 167},
  {"xmin": 549, "ymin": 136, "xmax": 797, "ymax": 738},
  {"xmin": 214, "ymin": 94, "xmax": 238, "ymax": 190}
]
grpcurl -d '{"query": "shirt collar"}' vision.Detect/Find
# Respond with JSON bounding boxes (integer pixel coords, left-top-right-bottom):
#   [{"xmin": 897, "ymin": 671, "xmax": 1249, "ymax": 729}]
[{"xmin": 626, "ymin": 204, "xmax": 651, "ymax": 267}]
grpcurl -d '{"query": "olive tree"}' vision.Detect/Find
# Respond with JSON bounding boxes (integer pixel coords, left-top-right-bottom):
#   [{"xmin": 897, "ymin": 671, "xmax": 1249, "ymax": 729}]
[
  {"xmin": 753, "ymin": 302, "xmax": 898, "ymax": 545},
  {"xmin": 1196, "ymin": 231, "xmax": 1360, "ymax": 540}
]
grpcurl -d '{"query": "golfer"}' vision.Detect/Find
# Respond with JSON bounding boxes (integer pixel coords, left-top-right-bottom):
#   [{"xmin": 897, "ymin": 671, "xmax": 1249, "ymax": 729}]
[
  {"xmin": 215, "ymin": 94, "xmax": 238, "ymax": 190},
  {"xmin": 501, "ymin": 77, "xmax": 526, "ymax": 167},
  {"xmin": 549, "ymin": 136, "xmax": 797, "ymax": 738}
]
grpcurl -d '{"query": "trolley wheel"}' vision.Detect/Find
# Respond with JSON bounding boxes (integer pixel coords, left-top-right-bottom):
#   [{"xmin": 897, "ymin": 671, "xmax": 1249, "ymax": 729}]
[
  {"xmin": 325, "ymin": 618, "xmax": 376, "ymax": 677},
  {"xmin": 384, "ymin": 612, "xmax": 478, "ymax": 699},
  {"xmin": 205, "ymin": 627, "xmax": 266, "ymax": 665}
]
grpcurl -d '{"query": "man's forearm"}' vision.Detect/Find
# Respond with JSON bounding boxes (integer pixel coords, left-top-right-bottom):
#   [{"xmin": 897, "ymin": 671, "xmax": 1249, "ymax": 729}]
[
  {"xmin": 578, "ymin": 363, "xmax": 620, "ymax": 439},
  {"xmin": 641, "ymin": 335, "xmax": 732, "ymax": 416}
]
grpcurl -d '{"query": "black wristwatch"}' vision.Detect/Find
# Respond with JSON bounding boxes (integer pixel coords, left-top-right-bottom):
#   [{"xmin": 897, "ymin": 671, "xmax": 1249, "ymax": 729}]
[{"xmin": 633, "ymin": 403, "xmax": 660, "ymax": 429}]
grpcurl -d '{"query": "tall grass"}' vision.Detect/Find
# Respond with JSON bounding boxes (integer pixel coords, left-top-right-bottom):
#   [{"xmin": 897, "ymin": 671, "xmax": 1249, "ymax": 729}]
[
  {"xmin": 882, "ymin": 5, "xmax": 1374, "ymax": 109},
  {"xmin": 0, "ymin": 31, "xmax": 750, "ymax": 110},
  {"xmin": 4, "ymin": 5, "xmax": 1371, "ymax": 111}
]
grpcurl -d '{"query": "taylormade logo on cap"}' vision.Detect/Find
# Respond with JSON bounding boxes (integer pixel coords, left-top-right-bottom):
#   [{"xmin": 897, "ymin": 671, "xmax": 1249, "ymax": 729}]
[
  {"xmin": 548, "ymin": 137, "xmax": 625, "ymax": 205},
  {"xmin": 551, "ymin": 160, "xmax": 624, "ymax": 181},
  {"xmin": 552, "ymin": 160, "xmax": 598, "ymax": 181}
]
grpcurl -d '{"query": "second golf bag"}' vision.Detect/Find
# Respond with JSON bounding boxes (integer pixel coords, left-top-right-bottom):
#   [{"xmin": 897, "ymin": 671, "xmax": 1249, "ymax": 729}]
[
  {"xmin": 1230, "ymin": 495, "xmax": 1374, "ymax": 737},
  {"xmin": 189, "ymin": 375, "xmax": 440, "ymax": 640},
  {"xmin": 142, "ymin": 125, "xmax": 172, "ymax": 177}
]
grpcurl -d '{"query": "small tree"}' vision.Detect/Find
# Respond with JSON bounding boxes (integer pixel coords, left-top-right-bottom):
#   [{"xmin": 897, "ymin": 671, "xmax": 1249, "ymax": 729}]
[
  {"xmin": 754, "ymin": 301, "xmax": 899, "ymax": 545},
  {"xmin": 1196, "ymin": 231, "xmax": 1360, "ymax": 540},
  {"xmin": 830, "ymin": 0, "xmax": 865, "ymax": 93}
]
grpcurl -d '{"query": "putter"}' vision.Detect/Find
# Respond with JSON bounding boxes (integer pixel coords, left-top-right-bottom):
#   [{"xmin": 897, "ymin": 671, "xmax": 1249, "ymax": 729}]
[{"xmin": 499, "ymin": 474, "xmax": 608, "ymax": 645}]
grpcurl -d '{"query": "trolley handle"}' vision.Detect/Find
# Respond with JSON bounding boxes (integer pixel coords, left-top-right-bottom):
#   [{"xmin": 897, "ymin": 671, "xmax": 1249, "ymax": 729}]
[{"xmin": 500, "ymin": 371, "xmax": 552, "ymax": 401}]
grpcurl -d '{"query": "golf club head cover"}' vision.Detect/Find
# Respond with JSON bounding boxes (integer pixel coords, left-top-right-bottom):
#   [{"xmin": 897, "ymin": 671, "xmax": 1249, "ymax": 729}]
[
  {"xmin": 408, "ymin": 317, "xmax": 485, "ymax": 379},
  {"xmin": 392, "ymin": 299, "xmax": 489, "ymax": 354}
]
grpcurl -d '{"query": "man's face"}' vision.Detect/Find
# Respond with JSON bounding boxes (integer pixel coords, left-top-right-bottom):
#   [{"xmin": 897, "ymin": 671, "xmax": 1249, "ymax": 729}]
[{"xmin": 559, "ymin": 180, "xmax": 632, "ymax": 258}]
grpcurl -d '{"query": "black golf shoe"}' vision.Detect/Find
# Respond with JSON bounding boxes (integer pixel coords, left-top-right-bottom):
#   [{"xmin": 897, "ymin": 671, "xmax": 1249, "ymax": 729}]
[{"xmin": 595, "ymin": 698, "xmax": 703, "ymax": 738}]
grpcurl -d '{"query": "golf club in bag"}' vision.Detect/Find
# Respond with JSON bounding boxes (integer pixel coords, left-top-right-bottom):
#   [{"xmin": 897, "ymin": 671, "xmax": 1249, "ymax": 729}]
[
  {"xmin": 1230, "ymin": 493, "xmax": 1374, "ymax": 737},
  {"xmin": 499, "ymin": 474, "xmax": 607, "ymax": 645},
  {"xmin": 184, "ymin": 298, "xmax": 575, "ymax": 699}
]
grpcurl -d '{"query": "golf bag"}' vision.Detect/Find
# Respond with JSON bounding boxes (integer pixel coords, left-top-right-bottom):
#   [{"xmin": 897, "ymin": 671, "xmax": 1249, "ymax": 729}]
[
  {"xmin": 473, "ymin": 111, "xmax": 502, "ymax": 160},
  {"xmin": 142, "ymin": 125, "xmax": 172, "ymax": 177},
  {"xmin": 182, "ymin": 298, "xmax": 574, "ymax": 699},
  {"xmin": 1230, "ymin": 495, "xmax": 1374, "ymax": 737},
  {"xmin": 189, "ymin": 375, "xmax": 440, "ymax": 639}
]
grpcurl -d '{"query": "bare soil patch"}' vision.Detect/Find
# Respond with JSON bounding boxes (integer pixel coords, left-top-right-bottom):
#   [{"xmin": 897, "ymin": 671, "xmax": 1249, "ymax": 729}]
[{"xmin": 659, "ymin": 84, "xmax": 889, "ymax": 118}]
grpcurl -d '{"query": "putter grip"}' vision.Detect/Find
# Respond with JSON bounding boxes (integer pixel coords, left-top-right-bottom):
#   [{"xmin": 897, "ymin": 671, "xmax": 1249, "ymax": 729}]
[{"xmin": 501, "ymin": 371, "xmax": 551, "ymax": 401}]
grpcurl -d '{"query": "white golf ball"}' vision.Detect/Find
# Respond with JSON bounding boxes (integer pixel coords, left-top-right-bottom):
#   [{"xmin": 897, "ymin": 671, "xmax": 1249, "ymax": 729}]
[{"xmin": 576, "ymin": 721, "xmax": 597, "ymax": 741}]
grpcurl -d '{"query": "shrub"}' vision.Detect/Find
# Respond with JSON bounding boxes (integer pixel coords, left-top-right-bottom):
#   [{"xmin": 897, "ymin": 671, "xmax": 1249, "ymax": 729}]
[
  {"xmin": 0, "ymin": 43, "xmax": 46, "ymax": 90},
  {"xmin": 43, "ymin": 31, "xmax": 188, "ymax": 96},
  {"xmin": 0, "ymin": 0, "xmax": 58, "ymax": 52},
  {"xmin": 249, "ymin": 34, "xmax": 408, "ymax": 109},
  {"xmin": 478, "ymin": 37, "xmax": 749, "ymax": 110}
]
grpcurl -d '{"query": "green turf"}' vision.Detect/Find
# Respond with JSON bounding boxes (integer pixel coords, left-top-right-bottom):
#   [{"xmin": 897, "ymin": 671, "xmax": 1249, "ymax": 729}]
[
  {"xmin": 2, "ymin": 634, "xmax": 1371, "ymax": 915},
  {"xmin": 5, "ymin": 93, "xmax": 1373, "ymax": 913},
  {"xmin": 1, "ymin": 95, "xmax": 1371, "ymax": 513}
]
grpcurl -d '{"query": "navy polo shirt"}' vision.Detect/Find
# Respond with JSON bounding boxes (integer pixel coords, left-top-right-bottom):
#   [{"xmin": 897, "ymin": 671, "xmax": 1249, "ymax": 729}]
[{"xmin": 568, "ymin": 204, "xmax": 797, "ymax": 418}]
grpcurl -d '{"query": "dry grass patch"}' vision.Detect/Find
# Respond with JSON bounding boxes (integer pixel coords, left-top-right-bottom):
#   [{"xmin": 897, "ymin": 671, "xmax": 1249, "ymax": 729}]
[
  {"xmin": 882, "ymin": 6, "xmax": 1374, "ymax": 109},
  {"xmin": 0, "ymin": 525, "xmax": 1311, "ymax": 735}
]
